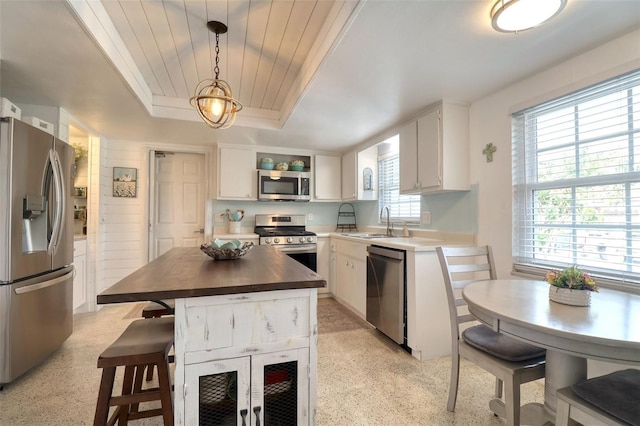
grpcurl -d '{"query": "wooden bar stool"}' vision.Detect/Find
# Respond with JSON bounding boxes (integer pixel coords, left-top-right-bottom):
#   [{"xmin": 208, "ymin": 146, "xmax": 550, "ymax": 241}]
[
  {"xmin": 141, "ymin": 300, "xmax": 175, "ymax": 318},
  {"xmin": 140, "ymin": 300, "xmax": 175, "ymax": 382},
  {"xmin": 93, "ymin": 317, "xmax": 174, "ymax": 426}
]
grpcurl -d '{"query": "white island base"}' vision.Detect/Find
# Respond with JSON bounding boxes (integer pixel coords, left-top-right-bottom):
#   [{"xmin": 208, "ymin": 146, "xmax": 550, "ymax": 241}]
[{"xmin": 173, "ymin": 288, "xmax": 318, "ymax": 425}]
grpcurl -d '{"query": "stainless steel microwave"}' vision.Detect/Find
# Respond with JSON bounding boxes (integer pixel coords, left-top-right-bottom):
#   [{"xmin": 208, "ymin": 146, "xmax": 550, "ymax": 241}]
[{"xmin": 258, "ymin": 170, "xmax": 311, "ymax": 201}]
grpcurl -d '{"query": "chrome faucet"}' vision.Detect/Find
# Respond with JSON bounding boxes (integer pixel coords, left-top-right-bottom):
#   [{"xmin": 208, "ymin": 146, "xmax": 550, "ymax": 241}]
[{"xmin": 381, "ymin": 206, "xmax": 393, "ymax": 236}]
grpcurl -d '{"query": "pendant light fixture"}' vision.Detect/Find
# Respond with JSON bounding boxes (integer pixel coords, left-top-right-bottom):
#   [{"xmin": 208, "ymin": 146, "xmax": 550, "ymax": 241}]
[
  {"xmin": 491, "ymin": 0, "xmax": 567, "ymax": 33},
  {"xmin": 190, "ymin": 21, "xmax": 242, "ymax": 129}
]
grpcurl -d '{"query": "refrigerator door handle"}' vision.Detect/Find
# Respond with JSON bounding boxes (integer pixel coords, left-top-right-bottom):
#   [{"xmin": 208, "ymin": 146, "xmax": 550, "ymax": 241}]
[
  {"xmin": 14, "ymin": 271, "xmax": 74, "ymax": 294},
  {"xmin": 47, "ymin": 149, "xmax": 65, "ymax": 255}
]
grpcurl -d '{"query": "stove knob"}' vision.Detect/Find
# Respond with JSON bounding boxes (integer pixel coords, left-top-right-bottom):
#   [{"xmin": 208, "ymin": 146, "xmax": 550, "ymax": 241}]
[
  {"xmin": 264, "ymin": 238, "xmax": 272, "ymax": 244},
  {"xmin": 307, "ymin": 236, "xmax": 313, "ymax": 243},
  {"xmin": 299, "ymin": 237, "xmax": 305, "ymax": 243},
  {"xmin": 286, "ymin": 237, "xmax": 293, "ymax": 243},
  {"xmin": 274, "ymin": 238, "xmax": 280, "ymax": 244}
]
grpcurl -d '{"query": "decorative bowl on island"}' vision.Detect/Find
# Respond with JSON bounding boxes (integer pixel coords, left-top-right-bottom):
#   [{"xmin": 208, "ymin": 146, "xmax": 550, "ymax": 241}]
[{"xmin": 201, "ymin": 239, "xmax": 254, "ymax": 260}]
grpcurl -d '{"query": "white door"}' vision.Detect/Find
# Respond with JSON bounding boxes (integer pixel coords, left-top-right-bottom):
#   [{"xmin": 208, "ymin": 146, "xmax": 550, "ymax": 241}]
[{"xmin": 151, "ymin": 152, "xmax": 206, "ymax": 260}]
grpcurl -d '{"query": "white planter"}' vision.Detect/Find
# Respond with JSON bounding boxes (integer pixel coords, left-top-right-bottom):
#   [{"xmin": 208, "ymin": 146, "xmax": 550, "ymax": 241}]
[
  {"xmin": 549, "ymin": 286, "xmax": 591, "ymax": 306},
  {"xmin": 229, "ymin": 221, "xmax": 242, "ymax": 234}
]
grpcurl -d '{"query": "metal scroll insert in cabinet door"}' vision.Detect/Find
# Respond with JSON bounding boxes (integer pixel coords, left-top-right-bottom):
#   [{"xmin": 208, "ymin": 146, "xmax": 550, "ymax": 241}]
[{"xmin": 366, "ymin": 245, "xmax": 407, "ymax": 346}]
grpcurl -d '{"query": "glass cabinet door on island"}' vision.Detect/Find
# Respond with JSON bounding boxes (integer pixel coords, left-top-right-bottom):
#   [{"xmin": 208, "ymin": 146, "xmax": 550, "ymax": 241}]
[{"xmin": 185, "ymin": 348, "xmax": 309, "ymax": 425}]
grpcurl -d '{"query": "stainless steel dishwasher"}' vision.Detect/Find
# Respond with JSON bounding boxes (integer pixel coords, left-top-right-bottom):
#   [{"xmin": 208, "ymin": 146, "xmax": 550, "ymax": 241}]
[{"xmin": 366, "ymin": 245, "xmax": 406, "ymax": 345}]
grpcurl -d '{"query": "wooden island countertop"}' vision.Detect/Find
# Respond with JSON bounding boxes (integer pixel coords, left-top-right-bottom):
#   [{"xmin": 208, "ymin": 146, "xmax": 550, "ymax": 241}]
[{"xmin": 97, "ymin": 245, "xmax": 326, "ymax": 305}]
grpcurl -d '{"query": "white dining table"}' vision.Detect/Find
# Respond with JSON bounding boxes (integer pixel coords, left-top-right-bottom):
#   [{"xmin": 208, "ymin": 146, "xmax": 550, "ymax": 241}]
[{"xmin": 463, "ymin": 279, "xmax": 640, "ymax": 424}]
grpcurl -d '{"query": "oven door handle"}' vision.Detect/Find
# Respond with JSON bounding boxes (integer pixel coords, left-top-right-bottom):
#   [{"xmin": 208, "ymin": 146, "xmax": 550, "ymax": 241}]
[{"xmin": 275, "ymin": 245, "xmax": 317, "ymax": 254}]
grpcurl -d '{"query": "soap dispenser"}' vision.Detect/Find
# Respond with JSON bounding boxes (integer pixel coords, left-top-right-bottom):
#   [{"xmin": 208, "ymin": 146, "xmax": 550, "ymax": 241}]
[{"xmin": 402, "ymin": 222, "xmax": 410, "ymax": 237}]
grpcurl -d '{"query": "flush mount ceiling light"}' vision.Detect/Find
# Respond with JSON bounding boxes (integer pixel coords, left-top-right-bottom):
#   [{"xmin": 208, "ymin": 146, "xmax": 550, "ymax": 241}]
[
  {"xmin": 190, "ymin": 21, "xmax": 242, "ymax": 129},
  {"xmin": 491, "ymin": 0, "xmax": 567, "ymax": 33}
]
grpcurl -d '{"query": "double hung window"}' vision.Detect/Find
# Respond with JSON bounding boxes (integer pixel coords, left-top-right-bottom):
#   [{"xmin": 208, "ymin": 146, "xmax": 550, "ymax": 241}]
[
  {"xmin": 513, "ymin": 70, "xmax": 640, "ymax": 286},
  {"xmin": 377, "ymin": 135, "xmax": 420, "ymax": 221}
]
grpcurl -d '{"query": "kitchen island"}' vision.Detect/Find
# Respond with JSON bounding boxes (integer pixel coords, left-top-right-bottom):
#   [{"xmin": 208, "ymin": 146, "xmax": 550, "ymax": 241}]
[{"xmin": 98, "ymin": 246, "xmax": 326, "ymax": 426}]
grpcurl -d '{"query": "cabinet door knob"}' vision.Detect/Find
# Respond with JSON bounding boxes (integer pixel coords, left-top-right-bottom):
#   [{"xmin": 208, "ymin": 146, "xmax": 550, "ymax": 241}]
[{"xmin": 240, "ymin": 409, "xmax": 248, "ymax": 426}]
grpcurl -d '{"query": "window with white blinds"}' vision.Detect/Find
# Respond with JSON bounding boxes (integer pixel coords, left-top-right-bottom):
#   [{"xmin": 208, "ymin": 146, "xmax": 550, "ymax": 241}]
[
  {"xmin": 378, "ymin": 144, "xmax": 421, "ymax": 221},
  {"xmin": 512, "ymin": 69, "xmax": 640, "ymax": 286}
]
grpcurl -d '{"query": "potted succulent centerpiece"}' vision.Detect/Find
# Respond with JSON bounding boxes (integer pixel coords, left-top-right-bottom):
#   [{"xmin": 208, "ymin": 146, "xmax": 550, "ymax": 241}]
[{"xmin": 546, "ymin": 265, "xmax": 599, "ymax": 306}]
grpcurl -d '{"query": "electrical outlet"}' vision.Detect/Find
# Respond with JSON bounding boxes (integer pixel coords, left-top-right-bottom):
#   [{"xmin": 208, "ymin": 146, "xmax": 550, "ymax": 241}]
[
  {"xmin": 214, "ymin": 213, "xmax": 225, "ymax": 223},
  {"xmin": 422, "ymin": 212, "xmax": 431, "ymax": 225},
  {"xmin": 308, "ymin": 213, "xmax": 313, "ymax": 221}
]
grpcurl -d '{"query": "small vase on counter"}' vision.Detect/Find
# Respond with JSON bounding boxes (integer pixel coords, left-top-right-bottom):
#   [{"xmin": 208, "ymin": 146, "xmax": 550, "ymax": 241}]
[
  {"xmin": 229, "ymin": 221, "xmax": 242, "ymax": 234},
  {"xmin": 226, "ymin": 209, "xmax": 245, "ymax": 234}
]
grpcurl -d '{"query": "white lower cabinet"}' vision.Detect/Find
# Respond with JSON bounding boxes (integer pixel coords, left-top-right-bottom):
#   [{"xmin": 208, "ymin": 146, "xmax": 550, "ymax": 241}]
[
  {"xmin": 333, "ymin": 239, "xmax": 367, "ymax": 317},
  {"xmin": 316, "ymin": 236, "xmax": 331, "ymax": 295},
  {"xmin": 175, "ymin": 289, "xmax": 317, "ymax": 425},
  {"xmin": 185, "ymin": 348, "xmax": 309, "ymax": 425}
]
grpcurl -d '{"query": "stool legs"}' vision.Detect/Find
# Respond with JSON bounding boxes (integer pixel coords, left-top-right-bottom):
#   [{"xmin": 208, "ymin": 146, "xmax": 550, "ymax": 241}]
[
  {"xmin": 116, "ymin": 365, "xmax": 136, "ymax": 425},
  {"xmin": 94, "ymin": 360, "xmax": 173, "ymax": 426},
  {"xmin": 156, "ymin": 359, "xmax": 174, "ymax": 426},
  {"xmin": 94, "ymin": 367, "xmax": 116, "ymax": 425}
]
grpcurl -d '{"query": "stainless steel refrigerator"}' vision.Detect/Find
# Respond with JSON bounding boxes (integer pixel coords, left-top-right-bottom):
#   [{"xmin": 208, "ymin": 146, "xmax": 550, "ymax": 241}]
[{"xmin": 0, "ymin": 117, "xmax": 74, "ymax": 385}]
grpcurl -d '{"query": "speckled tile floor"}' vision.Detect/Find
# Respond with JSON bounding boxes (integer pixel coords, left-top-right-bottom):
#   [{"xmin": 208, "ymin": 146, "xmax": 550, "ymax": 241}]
[{"xmin": 0, "ymin": 297, "xmax": 544, "ymax": 425}]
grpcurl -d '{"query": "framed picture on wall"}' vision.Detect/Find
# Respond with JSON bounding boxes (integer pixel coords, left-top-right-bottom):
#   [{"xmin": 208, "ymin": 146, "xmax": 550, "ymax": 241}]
[{"xmin": 113, "ymin": 167, "xmax": 137, "ymax": 198}]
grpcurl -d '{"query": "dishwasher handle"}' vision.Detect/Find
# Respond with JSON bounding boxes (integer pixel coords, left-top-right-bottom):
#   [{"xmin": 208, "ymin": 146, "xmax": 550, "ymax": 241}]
[{"xmin": 366, "ymin": 245, "xmax": 405, "ymax": 260}]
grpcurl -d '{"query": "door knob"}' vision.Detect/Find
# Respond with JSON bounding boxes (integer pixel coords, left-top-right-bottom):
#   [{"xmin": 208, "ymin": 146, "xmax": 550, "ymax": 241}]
[{"xmin": 193, "ymin": 229, "xmax": 204, "ymax": 234}]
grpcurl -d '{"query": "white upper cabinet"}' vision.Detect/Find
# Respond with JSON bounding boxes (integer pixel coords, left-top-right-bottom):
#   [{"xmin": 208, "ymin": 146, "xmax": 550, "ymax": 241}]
[
  {"xmin": 399, "ymin": 101, "xmax": 469, "ymax": 194},
  {"xmin": 341, "ymin": 148, "xmax": 378, "ymax": 201},
  {"xmin": 314, "ymin": 155, "xmax": 341, "ymax": 201},
  {"xmin": 341, "ymin": 151, "xmax": 357, "ymax": 201},
  {"xmin": 399, "ymin": 119, "xmax": 419, "ymax": 193},
  {"xmin": 217, "ymin": 146, "xmax": 257, "ymax": 200}
]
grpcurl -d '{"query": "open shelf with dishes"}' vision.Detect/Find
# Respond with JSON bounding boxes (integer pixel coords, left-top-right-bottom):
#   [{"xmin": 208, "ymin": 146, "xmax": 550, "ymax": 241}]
[
  {"xmin": 73, "ymin": 187, "xmax": 88, "ymax": 235},
  {"xmin": 256, "ymin": 152, "xmax": 311, "ymax": 172}
]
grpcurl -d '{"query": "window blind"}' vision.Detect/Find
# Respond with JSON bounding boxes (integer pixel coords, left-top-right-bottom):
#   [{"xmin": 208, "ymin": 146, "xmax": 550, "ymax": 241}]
[
  {"xmin": 378, "ymin": 153, "xmax": 421, "ymax": 220},
  {"xmin": 512, "ymin": 69, "xmax": 640, "ymax": 286}
]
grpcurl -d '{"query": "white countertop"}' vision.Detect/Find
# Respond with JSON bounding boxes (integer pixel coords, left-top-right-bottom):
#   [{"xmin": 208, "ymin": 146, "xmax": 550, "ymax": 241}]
[
  {"xmin": 211, "ymin": 228, "xmax": 475, "ymax": 252},
  {"xmin": 328, "ymin": 233, "xmax": 446, "ymax": 252}
]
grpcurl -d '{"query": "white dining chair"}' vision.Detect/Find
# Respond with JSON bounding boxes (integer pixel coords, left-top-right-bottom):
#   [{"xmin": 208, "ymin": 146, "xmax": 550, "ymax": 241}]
[
  {"xmin": 436, "ymin": 246, "xmax": 546, "ymax": 426},
  {"xmin": 555, "ymin": 368, "xmax": 640, "ymax": 426}
]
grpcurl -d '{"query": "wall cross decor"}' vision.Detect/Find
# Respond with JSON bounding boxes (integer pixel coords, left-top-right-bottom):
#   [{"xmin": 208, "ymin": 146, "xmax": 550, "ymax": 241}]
[{"xmin": 483, "ymin": 143, "xmax": 497, "ymax": 162}]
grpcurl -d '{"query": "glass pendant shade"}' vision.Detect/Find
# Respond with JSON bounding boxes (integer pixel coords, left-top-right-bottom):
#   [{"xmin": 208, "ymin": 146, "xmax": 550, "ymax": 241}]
[{"xmin": 491, "ymin": 0, "xmax": 567, "ymax": 33}]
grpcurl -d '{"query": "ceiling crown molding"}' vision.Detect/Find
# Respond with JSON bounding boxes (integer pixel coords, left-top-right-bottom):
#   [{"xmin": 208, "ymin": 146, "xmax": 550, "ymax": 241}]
[{"xmin": 65, "ymin": 0, "xmax": 363, "ymax": 130}]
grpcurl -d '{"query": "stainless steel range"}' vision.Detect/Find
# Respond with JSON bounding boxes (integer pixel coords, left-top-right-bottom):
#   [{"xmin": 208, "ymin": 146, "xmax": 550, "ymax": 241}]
[{"xmin": 254, "ymin": 214, "xmax": 317, "ymax": 271}]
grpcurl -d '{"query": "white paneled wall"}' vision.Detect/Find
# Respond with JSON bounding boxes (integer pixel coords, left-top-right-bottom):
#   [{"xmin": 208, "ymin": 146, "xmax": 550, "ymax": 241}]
[
  {"xmin": 93, "ymin": 139, "xmax": 213, "ymax": 301},
  {"xmin": 97, "ymin": 139, "xmax": 147, "ymax": 293}
]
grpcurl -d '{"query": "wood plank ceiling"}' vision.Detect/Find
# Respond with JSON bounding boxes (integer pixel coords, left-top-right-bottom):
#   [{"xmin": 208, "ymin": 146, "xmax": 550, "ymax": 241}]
[{"xmin": 98, "ymin": 0, "xmax": 341, "ymax": 129}]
